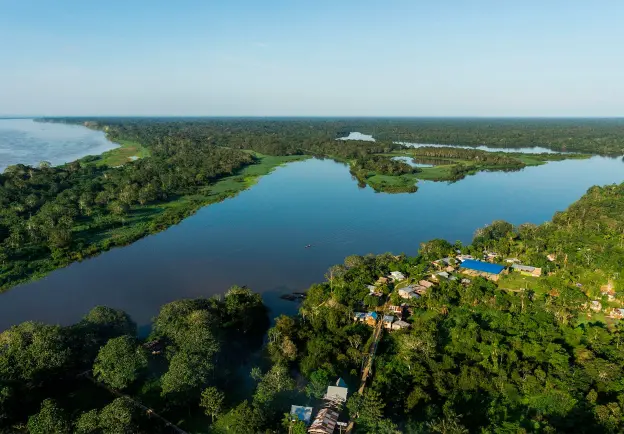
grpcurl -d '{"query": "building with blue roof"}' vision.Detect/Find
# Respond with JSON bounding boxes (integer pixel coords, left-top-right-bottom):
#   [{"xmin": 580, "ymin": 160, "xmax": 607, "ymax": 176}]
[{"xmin": 459, "ymin": 260, "xmax": 506, "ymax": 281}]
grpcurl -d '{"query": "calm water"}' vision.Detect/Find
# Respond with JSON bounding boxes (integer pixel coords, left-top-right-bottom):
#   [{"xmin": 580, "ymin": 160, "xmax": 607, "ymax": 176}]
[
  {"xmin": 0, "ymin": 119, "xmax": 118, "ymax": 172},
  {"xmin": 1, "ymin": 155, "xmax": 623, "ymax": 331},
  {"xmin": 398, "ymin": 141, "xmax": 566, "ymax": 154},
  {"xmin": 392, "ymin": 156, "xmax": 432, "ymax": 168}
]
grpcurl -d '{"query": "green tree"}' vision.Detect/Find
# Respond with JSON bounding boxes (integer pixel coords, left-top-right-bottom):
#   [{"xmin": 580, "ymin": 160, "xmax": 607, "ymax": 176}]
[
  {"xmin": 213, "ymin": 400, "xmax": 262, "ymax": 434},
  {"xmin": 0, "ymin": 322, "xmax": 70, "ymax": 382},
  {"xmin": 93, "ymin": 335, "xmax": 148, "ymax": 390},
  {"xmin": 200, "ymin": 386, "xmax": 225, "ymax": 423},
  {"xmin": 27, "ymin": 399, "xmax": 71, "ymax": 434},
  {"xmin": 74, "ymin": 409, "xmax": 100, "ymax": 434},
  {"xmin": 305, "ymin": 369, "xmax": 330, "ymax": 399},
  {"xmin": 98, "ymin": 397, "xmax": 136, "ymax": 434},
  {"xmin": 160, "ymin": 352, "xmax": 212, "ymax": 398},
  {"xmin": 347, "ymin": 390, "xmax": 385, "ymax": 429}
]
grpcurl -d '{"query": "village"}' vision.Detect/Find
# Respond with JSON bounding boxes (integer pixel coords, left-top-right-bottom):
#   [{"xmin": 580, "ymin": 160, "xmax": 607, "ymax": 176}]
[{"xmin": 286, "ymin": 250, "xmax": 622, "ymax": 433}]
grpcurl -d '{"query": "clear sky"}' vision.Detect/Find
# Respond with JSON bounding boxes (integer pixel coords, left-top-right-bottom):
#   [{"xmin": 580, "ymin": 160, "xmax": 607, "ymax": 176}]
[{"xmin": 1, "ymin": 0, "xmax": 622, "ymax": 117}]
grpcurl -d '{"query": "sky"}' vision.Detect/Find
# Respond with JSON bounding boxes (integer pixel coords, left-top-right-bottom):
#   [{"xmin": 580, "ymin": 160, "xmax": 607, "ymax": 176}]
[{"xmin": 1, "ymin": 0, "xmax": 623, "ymax": 117}]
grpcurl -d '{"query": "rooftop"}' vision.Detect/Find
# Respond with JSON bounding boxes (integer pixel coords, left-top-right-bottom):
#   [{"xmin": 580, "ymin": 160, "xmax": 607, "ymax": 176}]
[
  {"xmin": 290, "ymin": 405, "xmax": 313, "ymax": 423},
  {"xmin": 460, "ymin": 259, "xmax": 505, "ymax": 275}
]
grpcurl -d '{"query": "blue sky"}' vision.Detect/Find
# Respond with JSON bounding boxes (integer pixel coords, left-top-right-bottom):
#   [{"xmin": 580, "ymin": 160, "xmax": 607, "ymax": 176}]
[{"xmin": 1, "ymin": 0, "xmax": 622, "ymax": 116}]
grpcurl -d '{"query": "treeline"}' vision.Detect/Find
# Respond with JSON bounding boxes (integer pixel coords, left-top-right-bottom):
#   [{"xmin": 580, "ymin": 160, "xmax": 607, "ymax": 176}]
[
  {"xmin": 47, "ymin": 117, "xmax": 624, "ymax": 156},
  {"xmin": 0, "ymin": 137, "xmax": 255, "ymax": 290},
  {"xmin": 351, "ymin": 156, "xmax": 417, "ymax": 176},
  {"xmin": 0, "ymin": 287, "xmax": 270, "ymax": 433},
  {"xmin": 410, "ymin": 146, "xmax": 526, "ymax": 168}
]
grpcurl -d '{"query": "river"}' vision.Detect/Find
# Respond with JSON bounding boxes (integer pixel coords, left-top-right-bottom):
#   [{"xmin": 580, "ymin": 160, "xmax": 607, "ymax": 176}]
[
  {"xmin": 0, "ymin": 119, "xmax": 118, "ymax": 172},
  {"xmin": 1, "ymin": 151, "xmax": 623, "ymax": 332}
]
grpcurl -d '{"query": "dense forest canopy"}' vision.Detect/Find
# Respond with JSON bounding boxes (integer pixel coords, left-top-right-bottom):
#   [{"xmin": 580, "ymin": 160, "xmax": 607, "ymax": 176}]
[
  {"xmin": 2, "ymin": 181, "xmax": 623, "ymax": 433},
  {"xmin": 48, "ymin": 117, "xmax": 624, "ymax": 156}
]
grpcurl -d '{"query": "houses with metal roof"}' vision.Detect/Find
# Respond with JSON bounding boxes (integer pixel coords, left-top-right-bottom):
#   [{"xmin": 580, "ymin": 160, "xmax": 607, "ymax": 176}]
[
  {"xmin": 391, "ymin": 320, "xmax": 411, "ymax": 330},
  {"xmin": 512, "ymin": 264, "xmax": 542, "ymax": 277},
  {"xmin": 308, "ymin": 408, "xmax": 339, "ymax": 434},
  {"xmin": 459, "ymin": 259, "xmax": 506, "ymax": 281},
  {"xmin": 290, "ymin": 405, "xmax": 313, "ymax": 424},
  {"xmin": 389, "ymin": 271, "xmax": 406, "ymax": 281}
]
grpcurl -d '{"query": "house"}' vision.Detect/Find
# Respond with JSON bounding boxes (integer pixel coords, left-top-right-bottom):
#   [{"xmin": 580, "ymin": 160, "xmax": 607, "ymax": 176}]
[
  {"xmin": 388, "ymin": 304, "xmax": 403, "ymax": 316},
  {"xmin": 391, "ymin": 320, "xmax": 411, "ymax": 330},
  {"xmin": 413, "ymin": 285, "xmax": 428, "ymax": 295},
  {"xmin": 419, "ymin": 280, "xmax": 434, "ymax": 289},
  {"xmin": 456, "ymin": 254, "xmax": 474, "ymax": 262},
  {"xmin": 432, "ymin": 271, "xmax": 450, "ymax": 281},
  {"xmin": 601, "ymin": 283, "xmax": 616, "ymax": 301},
  {"xmin": 444, "ymin": 265, "xmax": 455, "ymax": 273},
  {"xmin": 366, "ymin": 284, "xmax": 377, "ymax": 292},
  {"xmin": 601, "ymin": 290, "xmax": 616, "ymax": 302},
  {"xmin": 609, "ymin": 308, "xmax": 624, "ymax": 319},
  {"xmin": 325, "ymin": 382, "xmax": 349, "ymax": 403},
  {"xmin": 590, "ymin": 300, "xmax": 602, "ymax": 312},
  {"xmin": 461, "ymin": 278, "xmax": 471, "ymax": 285},
  {"xmin": 383, "ymin": 315, "xmax": 395, "ymax": 329},
  {"xmin": 398, "ymin": 287, "xmax": 415, "ymax": 299},
  {"xmin": 308, "ymin": 408, "xmax": 339, "ymax": 434},
  {"xmin": 389, "ymin": 271, "xmax": 406, "ymax": 281},
  {"xmin": 433, "ymin": 257, "xmax": 454, "ymax": 269},
  {"xmin": 376, "ymin": 276, "xmax": 389, "ymax": 285},
  {"xmin": 459, "ymin": 259, "xmax": 506, "ymax": 281},
  {"xmin": 365, "ymin": 311, "xmax": 378, "ymax": 326},
  {"xmin": 505, "ymin": 258, "xmax": 520, "ymax": 264},
  {"xmin": 290, "ymin": 406, "xmax": 313, "ymax": 425},
  {"xmin": 353, "ymin": 312, "xmax": 367, "ymax": 322},
  {"xmin": 512, "ymin": 264, "xmax": 542, "ymax": 277}
]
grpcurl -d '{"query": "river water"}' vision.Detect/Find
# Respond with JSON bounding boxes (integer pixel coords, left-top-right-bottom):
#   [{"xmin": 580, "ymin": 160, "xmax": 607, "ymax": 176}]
[
  {"xmin": 0, "ymin": 119, "xmax": 118, "ymax": 172},
  {"xmin": 1, "ymin": 151, "xmax": 623, "ymax": 331}
]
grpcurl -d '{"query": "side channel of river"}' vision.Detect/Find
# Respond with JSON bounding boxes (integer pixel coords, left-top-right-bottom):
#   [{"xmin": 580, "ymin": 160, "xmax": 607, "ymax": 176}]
[{"xmin": 1, "ymin": 155, "xmax": 623, "ymax": 332}]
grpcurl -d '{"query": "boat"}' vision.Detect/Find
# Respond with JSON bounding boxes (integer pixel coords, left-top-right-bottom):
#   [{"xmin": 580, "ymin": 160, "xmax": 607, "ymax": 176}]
[{"xmin": 305, "ymin": 244, "xmax": 311, "ymax": 248}]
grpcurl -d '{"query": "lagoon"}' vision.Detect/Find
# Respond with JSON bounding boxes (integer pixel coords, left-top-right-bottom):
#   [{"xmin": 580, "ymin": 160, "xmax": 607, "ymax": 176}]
[
  {"xmin": 0, "ymin": 119, "xmax": 118, "ymax": 172},
  {"xmin": 0, "ymin": 155, "xmax": 623, "ymax": 331}
]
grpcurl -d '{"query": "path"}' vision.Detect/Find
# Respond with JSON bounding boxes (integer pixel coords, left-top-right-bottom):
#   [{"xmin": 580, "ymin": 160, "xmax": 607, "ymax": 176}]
[{"xmin": 345, "ymin": 305, "xmax": 387, "ymax": 433}]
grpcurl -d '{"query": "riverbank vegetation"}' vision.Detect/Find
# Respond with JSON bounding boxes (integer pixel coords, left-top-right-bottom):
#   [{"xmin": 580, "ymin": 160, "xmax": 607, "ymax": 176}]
[
  {"xmin": 0, "ymin": 117, "xmax": 615, "ymax": 292},
  {"xmin": 2, "ymin": 182, "xmax": 623, "ymax": 433},
  {"xmin": 0, "ymin": 135, "xmax": 304, "ymax": 291}
]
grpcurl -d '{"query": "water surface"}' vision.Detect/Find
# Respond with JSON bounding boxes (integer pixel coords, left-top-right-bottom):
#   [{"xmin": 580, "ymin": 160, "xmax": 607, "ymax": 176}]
[
  {"xmin": 1, "ymin": 156, "xmax": 622, "ymax": 331},
  {"xmin": 398, "ymin": 141, "xmax": 567, "ymax": 154},
  {"xmin": 0, "ymin": 119, "xmax": 118, "ymax": 172}
]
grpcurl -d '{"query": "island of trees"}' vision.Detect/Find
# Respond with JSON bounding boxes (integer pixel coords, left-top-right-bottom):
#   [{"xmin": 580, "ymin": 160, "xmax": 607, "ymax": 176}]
[{"xmin": 2, "ymin": 181, "xmax": 623, "ymax": 433}]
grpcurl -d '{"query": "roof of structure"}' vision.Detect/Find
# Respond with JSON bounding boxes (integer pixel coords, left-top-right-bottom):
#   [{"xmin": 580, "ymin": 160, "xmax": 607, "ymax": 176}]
[
  {"xmin": 290, "ymin": 405, "xmax": 313, "ymax": 423},
  {"xmin": 460, "ymin": 259, "xmax": 505, "ymax": 275}
]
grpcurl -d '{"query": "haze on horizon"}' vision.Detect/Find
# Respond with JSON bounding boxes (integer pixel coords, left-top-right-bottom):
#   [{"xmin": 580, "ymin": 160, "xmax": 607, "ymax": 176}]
[{"xmin": 1, "ymin": 0, "xmax": 623, "ymax": 118}]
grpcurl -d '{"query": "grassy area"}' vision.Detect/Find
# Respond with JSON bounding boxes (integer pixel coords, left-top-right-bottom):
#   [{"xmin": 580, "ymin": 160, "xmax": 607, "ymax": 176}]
[
  {"xmin": 497, "ymin": 272, "xmax": 542, "ymax": 292},
  {"xmin": 80, "ymin": 139, "xmax": 151, "ymax": 167},
  {"xmin": 365, "ymin": 173, "xmax": 419, "ymax": 193}
]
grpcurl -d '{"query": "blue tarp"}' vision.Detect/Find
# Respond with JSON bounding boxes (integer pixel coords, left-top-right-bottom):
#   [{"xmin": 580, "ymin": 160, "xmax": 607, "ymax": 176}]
[{"xmin": 460, "ymin": 259, "xmax": 505, "ymax": 275}]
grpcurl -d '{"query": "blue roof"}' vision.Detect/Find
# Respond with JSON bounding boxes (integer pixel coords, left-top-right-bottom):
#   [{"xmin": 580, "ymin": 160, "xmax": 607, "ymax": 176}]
[
  {"xmin": 367, "ymin": 312, "xmax": 378, "ymax": 319},
  {"xmin": 336, "ymin": 377, "xmax": 348, "ymax": 388},
  {"xmin": 290, "ymin": 405, "xmax": 313, "ymax": 423},
  {"xmin": 460, "ymin": 260, "xmax": 505, "ymax": 275}
]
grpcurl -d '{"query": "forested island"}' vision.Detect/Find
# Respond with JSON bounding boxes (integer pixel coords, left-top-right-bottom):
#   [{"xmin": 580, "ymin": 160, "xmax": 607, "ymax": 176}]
[
  {"xmin": 2, "ymin": 181, "xmax": 623, "ymax": 433},
  {"xmin": 0, "ymin": 118, "xmax": 602, "ymax": 291}
]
